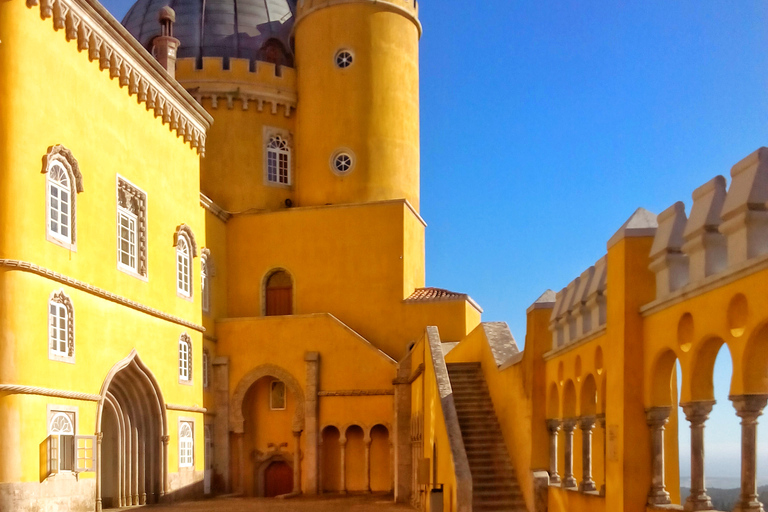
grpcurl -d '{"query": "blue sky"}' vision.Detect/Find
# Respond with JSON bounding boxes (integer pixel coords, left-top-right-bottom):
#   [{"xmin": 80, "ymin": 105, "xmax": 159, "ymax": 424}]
[{"xmin": 103, "ymin": 0, "xmax": 768, "ymax": 486}]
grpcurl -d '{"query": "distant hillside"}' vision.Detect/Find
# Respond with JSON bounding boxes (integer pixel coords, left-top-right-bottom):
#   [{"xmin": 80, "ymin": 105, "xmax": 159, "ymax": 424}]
[{"xmin": 681, "ymin": 486, "xmax": 768, "ymax": 511}]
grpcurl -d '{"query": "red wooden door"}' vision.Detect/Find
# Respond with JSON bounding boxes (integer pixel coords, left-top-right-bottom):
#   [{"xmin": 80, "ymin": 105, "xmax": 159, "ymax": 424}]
[
  {"xmin": 264, "ymin": 461, "xmax": 293, "ymax": 497},
  {"xmin": 266, "ymin": 287, "xmax": 292, "ymax": 316}
]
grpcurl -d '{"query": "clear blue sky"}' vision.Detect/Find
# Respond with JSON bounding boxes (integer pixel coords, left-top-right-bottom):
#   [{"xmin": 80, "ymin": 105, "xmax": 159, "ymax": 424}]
[{"xmin": 103, "ymin": 0, "xmax": 768, "ymax": 486}]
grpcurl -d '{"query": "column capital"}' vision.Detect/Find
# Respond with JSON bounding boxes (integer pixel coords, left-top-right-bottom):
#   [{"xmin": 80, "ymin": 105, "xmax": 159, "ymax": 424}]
[
  {"xmin": 562, "ymin": 418, "xmax": 578, "ymax": 432},
  {"xmin": 730, "ymin": 394, "xmax": 768, "ymax": 421},
  {"xmin": 681, "ymin": 400, "xmax": 715, "ymax": 424},
  {"xmin": 546, "ymin": 419, "xmax": 562, "ymax": 433},
  {"xmin": 579, "ymin": 416, "xmax": 596, "ymax": 430},
  {"xmin": 161, "ymin": 435, "xmax": 170, "ymax": 445},
  {"xmin": 646, "ymin": 406, "xmax": 672, "ymax": 427}
]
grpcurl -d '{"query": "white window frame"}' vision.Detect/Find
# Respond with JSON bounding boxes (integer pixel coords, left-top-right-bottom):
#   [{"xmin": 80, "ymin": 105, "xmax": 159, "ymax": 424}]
[
  {"xmin": 179, "ymin": 419, "xmax": 194, "ymax": 468},
  {"xmin": 48, "ymin": 290, "xmax": 74, "ymax": 364},
  {"xmin": 117, "ymin": 207, "xmax": 138, "ymax": 273},
  {"xmin": 263, "ymin": 127, "xmax": 293, "ymax": 188},
  {"xmin": 45, "ymin": 405, "xmax": 83, "ymax": 476},
  {"xmin": 176, "ymin": 236, "xmax": 191, "ymax": 298},
  {"xmin": 270, "ymin": 380, "xmax": 286, "ymax": 411},
  {"xmin": 202, "ymin": 349, "xmax": 210, "ymax": 389},
  {"xmin": 116, "ymin": 175, "xmax": 148, "ymax": 280},
  {"xmin": 47, "ymin": 161, "xmax": 73, "ymax": 246},
  {"xmin": 179, "ymin": 334, "xmax": 192, "ymax": 385}
]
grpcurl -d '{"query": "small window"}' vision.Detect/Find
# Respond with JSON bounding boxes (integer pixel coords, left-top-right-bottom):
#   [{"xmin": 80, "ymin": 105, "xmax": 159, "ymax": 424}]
[
  {"xmin": 179, "ymin": 334, "xmax": 192, "ymax": 383},
  {"xmin": 332, "ymin": 152, "xmax": 354, "ymax": 174},
  {"xmin": 202, "ymin": 349, "xmax": 210, "ymax": 389},
  {"xmin": 201, "ymin": 257, "xmax": 211, "ymax": 313},
  {"xmin": 177, "ymin": 237, "xmax": 191, "ymax": 297},
  {"xmin": 179, "ymin": 421, "xmax": 194, "ymax": 467},
  {"xmin": 117, "ymin": 177, "xmax": 147, "ymax": 277},
  {"xmin": 335, "ymin": 50, "xmax": 354, "ymax": 69},
  {"xmin": 270, "ymin": 381, "xmax": 286, "ymax": 410},
  {"xmin": 48, "ymin": 290, "xmax": 74, "ymax": 362},
  {"xmin": 266, "ymin": 135, "xmax": 291, "ymax": 185}
]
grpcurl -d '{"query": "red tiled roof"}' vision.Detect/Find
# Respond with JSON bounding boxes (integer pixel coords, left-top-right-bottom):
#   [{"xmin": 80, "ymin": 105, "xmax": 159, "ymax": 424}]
[{"xmin": 406, "ymin": 287, "xmax": 467, "ymax": 301}]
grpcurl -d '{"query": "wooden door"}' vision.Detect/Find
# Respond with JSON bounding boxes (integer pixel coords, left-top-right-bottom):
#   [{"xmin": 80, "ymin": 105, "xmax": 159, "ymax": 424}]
[
  {"xmin": 266, "ymin": 287, "xmax": 292, "ymax": 316},
  {"xmin": 264, "ymin": 461, "xmax": 293, "ymax": 497}
]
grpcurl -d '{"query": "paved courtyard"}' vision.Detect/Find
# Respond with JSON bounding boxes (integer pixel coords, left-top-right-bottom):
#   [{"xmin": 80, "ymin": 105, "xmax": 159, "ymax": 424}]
[{"xmin": 144, "ymin": 494, "xmax": 415, "ymax": 511}]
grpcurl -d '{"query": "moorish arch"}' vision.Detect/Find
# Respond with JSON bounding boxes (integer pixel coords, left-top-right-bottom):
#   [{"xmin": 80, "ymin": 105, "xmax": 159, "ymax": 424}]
[
  {"xmin": 95, "ymin": 349, "xmax": 168, "ymax": 511},
  {"xmin": 230, "ymin": 364, "xmax": 305, "ymax": 434}
]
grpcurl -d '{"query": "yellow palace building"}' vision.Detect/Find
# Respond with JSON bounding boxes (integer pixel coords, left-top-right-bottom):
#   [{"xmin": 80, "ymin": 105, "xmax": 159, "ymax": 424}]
[{"xmin": 2, "ymin": 0, "xmax": 768, "ymax": 512}]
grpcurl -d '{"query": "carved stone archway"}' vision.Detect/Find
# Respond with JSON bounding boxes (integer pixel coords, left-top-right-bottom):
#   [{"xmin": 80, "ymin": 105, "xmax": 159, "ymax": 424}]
[{"xmin": 230, "ymin": 364, "xmax": 305, "ymax": 434}]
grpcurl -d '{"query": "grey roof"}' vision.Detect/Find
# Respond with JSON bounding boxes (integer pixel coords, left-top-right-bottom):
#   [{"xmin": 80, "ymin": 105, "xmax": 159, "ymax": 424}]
[{"xmin": 122, "ymin": 0, "xmax": 296, "ymax": 64}]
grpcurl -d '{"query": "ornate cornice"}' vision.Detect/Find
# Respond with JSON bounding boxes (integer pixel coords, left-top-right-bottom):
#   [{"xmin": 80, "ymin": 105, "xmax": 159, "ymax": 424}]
[
  {"xmin": 23, "ymin": 0, "xmax": 212, "ymax": 155},
  {"xmin": 0, "ymin": 259, "xmax": 205, "ymax": 332},
  {"xmin": 188, "ymin": 85, "xmax": 296, "ymax": 117}
]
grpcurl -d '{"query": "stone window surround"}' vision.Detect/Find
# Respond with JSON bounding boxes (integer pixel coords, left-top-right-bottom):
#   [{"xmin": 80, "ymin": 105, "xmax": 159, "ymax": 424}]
[
  {"xmin": 263, "ymin": 126, "xmax": 293, "ymax": 188},
  {"xmin": 46, "ymin": 404, "xmax": 79, "ymax": 477},
  {"xmin": 173, "ymin": 224, "xmax": 198, "ymax": 301},
  {"xmin": 43, "ymin": 145, "xmax": 84, "ymax": 252},
  {"xmin": 330, "ymin": 148, "xmax": 356, "ymax": 176},
  {"xmin": 178, "ymin": 333, "xmax": 193, "ymax": 385},
  {"xmin": 116, "ymin": 175, "xmax": 148, "ymax": 281},
  {"xmin": 48, "ymin": 289, "xmax": 75, "ymax": 364},
  {"xmin": 334, "ymin": 48, "xmax": 355, "ymax": 69},
  {"xmin": 201, "ymin": 248, "xmax": 213, "ymax": 314},
  {"xmin": 178, "ymin": 416, "xmax": 195, "ymax": 470}
]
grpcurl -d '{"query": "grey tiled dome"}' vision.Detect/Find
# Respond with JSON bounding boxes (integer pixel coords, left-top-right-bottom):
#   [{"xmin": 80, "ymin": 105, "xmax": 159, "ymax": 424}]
[{"xmin": 122, "ymin": 0, "xmax": 296, "ymax": 65}]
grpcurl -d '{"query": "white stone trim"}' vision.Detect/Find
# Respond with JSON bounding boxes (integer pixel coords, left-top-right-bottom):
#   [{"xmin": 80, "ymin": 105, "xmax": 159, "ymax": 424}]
[{"xmin": 262, "ymin": 126, "xmax": 293, "ymax": 188}]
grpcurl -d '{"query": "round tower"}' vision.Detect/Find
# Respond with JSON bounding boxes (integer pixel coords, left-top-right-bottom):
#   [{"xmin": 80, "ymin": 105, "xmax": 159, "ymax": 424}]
[{"xmin": 294, "ymin": 0, "xmax": 422, "ymax": 210}]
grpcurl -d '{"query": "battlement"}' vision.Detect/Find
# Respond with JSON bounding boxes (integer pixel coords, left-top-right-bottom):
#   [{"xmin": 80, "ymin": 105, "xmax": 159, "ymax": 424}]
[
  {"xmin": 176, "ymin": 57, "xmax": 297, "ymax": 115},
  {"xmin": 549, "ymin": 256, "xmax": 607, "ymax": 349},
  {"xmin": 649, "ymin": 147, "xmax": 768, "ymax": 301}
]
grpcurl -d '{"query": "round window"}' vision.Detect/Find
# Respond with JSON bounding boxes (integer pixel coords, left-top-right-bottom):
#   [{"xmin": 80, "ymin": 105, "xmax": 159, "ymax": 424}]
[
  {"xmin": 335, "ymin": 50, "xmax": 354, "ymax": 69},
  {"xmin": 333, "ymin": 152, "xmax": 354, "ymax": 173}
]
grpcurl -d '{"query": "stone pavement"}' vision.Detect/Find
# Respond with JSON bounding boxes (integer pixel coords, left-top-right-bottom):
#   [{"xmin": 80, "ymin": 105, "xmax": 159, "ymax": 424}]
[{"xmin": 144, "ymin": 494, "xmax": 415, "ymax": 511}]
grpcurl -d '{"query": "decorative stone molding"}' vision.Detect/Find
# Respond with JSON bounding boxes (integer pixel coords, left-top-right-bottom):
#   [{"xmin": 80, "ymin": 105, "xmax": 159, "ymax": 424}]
[
  {"xmin": 117, "ymin": 177, "xmax": 148, "ymax": 276},
  {"xmin": 166, "ymin": 403, "xmax": 207, "ymax": 413},
  {"xmin": 23, "ymin": 0, "xmax": 211, "ymax": 154},
  {"xmin": 318, "ymin": 389, "xmax": 394, "ymax": 396},
  {"xmin": 173, "ymin": 224, "xmax": 198, "ymax": 257},
  {"xmin": 50, "ymin": 289, "xmax": 75, "ymax": 358},
  {"xmin": 230, "ymin": 364, "xmax": 305, "ymax": 433},
  {"xmin": 0, "ymin": 384, "xmax": 101, "ymax": 401},
  {"xmin": 179, "ymin": 333, "xmax": 193, "ymax": 383},
  {"xmin": 0, "ymin": 259, "xmax": 205, "ymax": 332},
  {"xmin": 42, "ymin": 145, "xmax": 84, "ymax": 193},
  {"xmin": 200, "ymin": 248, "xmax": 215, "ymax": 276},
  {"xmin": 200, "ymin": 193, "xmax": 231, "ymax": 222},
  {"xmin": 43, "ymin": 145, "xmax": 83, "ymax": 249}
]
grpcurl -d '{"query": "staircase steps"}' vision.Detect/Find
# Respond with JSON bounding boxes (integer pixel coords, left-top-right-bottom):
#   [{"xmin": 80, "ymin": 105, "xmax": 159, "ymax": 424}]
[{"xmin": 447, "ymin": 362, "xmax": 526, "ymax": 512}]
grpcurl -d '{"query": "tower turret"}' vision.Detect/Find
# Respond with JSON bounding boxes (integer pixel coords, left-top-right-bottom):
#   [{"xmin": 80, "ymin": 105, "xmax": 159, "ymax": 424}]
[{"xmin": 293, "ymin": 0, "xmax": 422, "ymax": 210}]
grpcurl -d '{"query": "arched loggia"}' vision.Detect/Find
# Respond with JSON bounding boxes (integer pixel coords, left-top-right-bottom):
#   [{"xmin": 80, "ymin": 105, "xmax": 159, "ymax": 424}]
[{"xmin": 96, "ymin": 350, "xmax": 167, "ymax": 511}]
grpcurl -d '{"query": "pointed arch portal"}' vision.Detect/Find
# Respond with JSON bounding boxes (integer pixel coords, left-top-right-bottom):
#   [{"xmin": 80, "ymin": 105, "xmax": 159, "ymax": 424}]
[{"xmin": 96, "ymin": 350, "xmax": 168, "ymax": 510}]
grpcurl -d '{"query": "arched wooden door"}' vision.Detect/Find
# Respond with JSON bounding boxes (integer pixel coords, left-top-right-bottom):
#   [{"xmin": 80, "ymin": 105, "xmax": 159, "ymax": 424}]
[
  {"xmin": 264, "ymin": 461, "xmax": 293, "ymax": 497},
  {"xmin": 265, "ymin": 271, "xmax": 292, "ymax": 316}
]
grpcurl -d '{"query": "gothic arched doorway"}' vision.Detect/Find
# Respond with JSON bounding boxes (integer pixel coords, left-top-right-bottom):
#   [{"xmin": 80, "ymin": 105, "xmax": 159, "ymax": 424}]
[{"xmin": 97, "ymin": 351, "xmax": 167, "ymax": 510}]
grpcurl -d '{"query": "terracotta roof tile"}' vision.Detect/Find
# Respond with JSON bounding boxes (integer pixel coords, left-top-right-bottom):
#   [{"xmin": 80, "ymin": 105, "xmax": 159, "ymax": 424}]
[{"xmin": 406, "ymin": 287, "xmax": 466, "ymax": 301}]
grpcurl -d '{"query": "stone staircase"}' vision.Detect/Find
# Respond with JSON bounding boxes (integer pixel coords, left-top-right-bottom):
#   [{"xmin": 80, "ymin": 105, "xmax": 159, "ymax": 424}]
[{"xmin": 446, "ymin": 362, "xmax": 526, "ymax": 512}]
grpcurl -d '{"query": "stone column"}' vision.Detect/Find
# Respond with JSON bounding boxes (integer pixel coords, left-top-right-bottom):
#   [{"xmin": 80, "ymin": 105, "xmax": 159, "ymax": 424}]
[
  {"xmin": 682, "ymin": 401, "xmax": 715, "ymax": 511},
  {"xmin": 339, "ymin": 437, "xmax": 347, "ymax": 494},
  {"xmin": 579, "ymin": 416, "xmax": 597, "ymax": 493},
  {"xmin": 596, "ymin": 413, "xmax": 608, "ymax": 496},
  {"xmin": 393, "ymin": 357, "xmax": 413, "ymax": 503},
  {"xmin": 304, "ymin": 352, "xmax": 320, "ymax": 494},
  {"xmin": 546, "ymin": 419, "xmax": 562, "ymax": 485},
  {"xmin": 646, "ymin": 407, "xmax": 672, "ymax": 505},
  {"xmin": 731, "ymin": 395, "xmax": 768, "ymax": 512},
  {"xmin": 161, "ymin": 435, "xmax": 170, "ymax": 497},
  {"xmin": 236, "ymin": 433, "xmax": 245, "ymax": 495},
  {"xmin": 562, "ymin": 418, "xmax": 578, "ymax": 489},
  {"xmin": 95, "ymin": 432, "xmax": 104, "ymax": 512},
  {"xmin": 318, "ymin": 439, "xmax": 324, "ymax": 494},
  {"xmin": 212, "ymin": 357, "xmax": 230, "ymax": 493},
  {"xmin": 293, "ymin": 430, "xmax": 303, "ymax": 494},
  {"xmin": 364, "ymin": 436, "xmax": 372, "ymax": 493}
]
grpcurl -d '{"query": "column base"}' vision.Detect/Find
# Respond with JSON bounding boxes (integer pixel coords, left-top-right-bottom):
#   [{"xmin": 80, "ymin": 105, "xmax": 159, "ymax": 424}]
[
  {"xmin": 733, "ymin": 500, "xmax": 765, "ymax": 512},
  {"xmin": 562, "ymin": 477, "xmax": 578, "ymax": 489},
  {"xmin": 684, "ymin": 492, "xmax": 713, "ymax": 511},
  {"xmin": 647, "ymin": 489, "xmax": 671, "ymax": 506},
  {"xmin": 579, "ymin": 480, "xmax": 597, "ymax": 493},
  {"xmin": 549, "ymin": 473, "xmax": 561, "ymax": 485},
  {"xmin": 599, "ymin": 485, "xmax": 606, "ymax": 497}
]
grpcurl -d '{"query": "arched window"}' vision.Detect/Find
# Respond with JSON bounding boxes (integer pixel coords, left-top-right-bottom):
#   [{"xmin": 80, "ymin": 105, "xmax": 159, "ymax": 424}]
[
  {"xmin": 179, "ymin": 421, "xmax": 194, "ymax": 467},
  {"xmin": 49, "ymin": 290, "xmax": 74, "ymax": 362},
  {"xmin": 265, "ymin": 270, "xmax": 293, "ymax": 316},
  {"xmin": 43, "ymin": 145, "xmax": 83, "ymax": 250},
  {"xmin": 201, "ymin": 255, "xmax": 211, "ymax": 313},
  {"xmin": 177, "ymin": 237, "xmax": 191, "ymax": 297},
  {"xmin": 179, "ymin": 334, "xmax": 192, "ymax": 382},
  {"xmin": 203, "ymin": 349, "xmax": 210, "ymax": 389},
  {"xmin": 48, "ymin": 411, "xmax": 76, "ymax": 472},
  {"xmin": 266, "ymin": 136, "xmax": 291, "ymax": 185}
]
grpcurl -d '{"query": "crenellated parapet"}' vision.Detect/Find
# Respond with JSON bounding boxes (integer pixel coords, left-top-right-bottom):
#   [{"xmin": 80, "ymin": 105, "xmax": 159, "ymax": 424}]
[
  {"xmin": 22, "ymin": 0, "xmax": 212, "ymax": 154},
  {"xmin": 176, "ymin": 57, "xmax": 297, "ymax": 117},
  {"xmin": 549, "ymin": 256, "xmax": 607, "ymax": 349},
  {"xmin": 649, "ymin": 147, "xmax": 768, "ymax": 301}
]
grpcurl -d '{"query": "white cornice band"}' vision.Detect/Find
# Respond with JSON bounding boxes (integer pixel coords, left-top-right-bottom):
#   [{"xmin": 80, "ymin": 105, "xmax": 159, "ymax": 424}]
[
  {"xmin": 0, "ymin": 259, "xmax": 205, "ymax": 332},
  {"xmin": 0, "ymin": 384, "xmax": 102, "ymax": 401},
  {"xmin": 23, "ymin": 0, "xmax": 213, "ymax": 155},
  {"xmin": 166, "ymin": 403, "xmax": 207, "ymax": 413}
]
